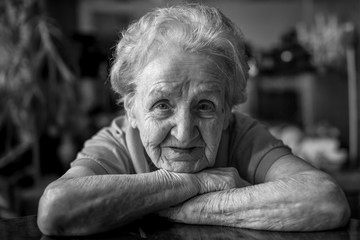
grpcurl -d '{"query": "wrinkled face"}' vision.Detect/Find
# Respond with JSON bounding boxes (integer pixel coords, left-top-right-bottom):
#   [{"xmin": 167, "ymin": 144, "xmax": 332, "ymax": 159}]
[{"xmin": 127, "ymin": 51, "xmax": 230, "ymax": 173}]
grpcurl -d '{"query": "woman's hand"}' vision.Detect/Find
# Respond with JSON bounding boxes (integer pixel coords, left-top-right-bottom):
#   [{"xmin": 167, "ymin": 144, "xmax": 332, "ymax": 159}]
[
  {"xmin": 157, "ymin": 156, "xmax": 350, "ymax": 231},
  {"xmin": 157, "ymin": 167, "xmax": 250, "ymax": 222},
  {"xmin": 194, "ymin": 167, "xmax": 249, "ymax": 194}
]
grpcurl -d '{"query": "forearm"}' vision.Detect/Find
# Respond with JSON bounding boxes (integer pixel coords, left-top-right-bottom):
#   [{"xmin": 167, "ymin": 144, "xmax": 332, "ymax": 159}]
[
  {"xmin": 160, "ymin": 171, "xmax": 350, "ymax": 231},
  {"xmin": 38, "ymin": 169, "xmax": 198, "ymax": 235}
]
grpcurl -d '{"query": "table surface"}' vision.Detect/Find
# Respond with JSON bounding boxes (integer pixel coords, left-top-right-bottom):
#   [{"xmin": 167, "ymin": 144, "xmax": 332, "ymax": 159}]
[{"xmin": 1, "ymin": 215, "xmax": 359, "ymax": 240}]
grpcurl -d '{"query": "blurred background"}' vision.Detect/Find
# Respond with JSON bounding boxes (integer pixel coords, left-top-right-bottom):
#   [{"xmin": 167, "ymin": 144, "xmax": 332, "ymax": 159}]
[{"xmin": 0, "ymin": 0, "xmax": 359, "ymax": 219}]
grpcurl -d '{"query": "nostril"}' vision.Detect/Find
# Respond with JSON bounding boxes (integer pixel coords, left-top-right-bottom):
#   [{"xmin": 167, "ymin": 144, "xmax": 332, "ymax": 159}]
[
  {"xmin": 170, "ymin": 111, "xmax": 199, "ymax": 141},
  {"xmin": 171, "ymin": 127, "xmax": 200, "ymax": 144}
]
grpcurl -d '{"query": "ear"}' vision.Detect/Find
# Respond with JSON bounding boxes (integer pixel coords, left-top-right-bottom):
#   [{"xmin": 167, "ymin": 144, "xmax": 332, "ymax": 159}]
[
  {"xmin": 223, "ymin": 104, "xmax": 231, "ymax": 130},
  {"xmin": 124, "ymin": 94, "xmax": 137, "ymax": 129}
]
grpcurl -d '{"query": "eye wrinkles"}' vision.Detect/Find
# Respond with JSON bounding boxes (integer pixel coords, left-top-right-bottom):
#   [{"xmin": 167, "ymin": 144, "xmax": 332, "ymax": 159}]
[{"xmin": 147, "ymin": 97, "xmax": 222, "ymax": 125}]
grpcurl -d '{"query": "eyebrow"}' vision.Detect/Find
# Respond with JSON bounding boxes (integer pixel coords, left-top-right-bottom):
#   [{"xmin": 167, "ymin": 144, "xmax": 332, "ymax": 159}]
[
  {"xmin": 148, "ymin": 82, "xmax": 182, "ymax": 98},
  {"xmin": 148, "ymin": 81, "xmax": 222, "ymax": 98}
]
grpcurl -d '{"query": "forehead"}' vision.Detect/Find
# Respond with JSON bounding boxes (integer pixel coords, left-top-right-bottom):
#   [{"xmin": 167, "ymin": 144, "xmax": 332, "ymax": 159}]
[{"xmin": 136, "ymin": 52, "xmax": 227, "ymax": 96}]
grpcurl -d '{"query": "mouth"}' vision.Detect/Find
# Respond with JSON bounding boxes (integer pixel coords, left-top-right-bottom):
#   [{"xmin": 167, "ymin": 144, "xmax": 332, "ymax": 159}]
[
  {"xmin": 169, "ymin": 146, "xmax": 197, "ymax": 152},
  {"xmin": 161, "ymin": 146, "xmax": 205, "ymax": 162}
]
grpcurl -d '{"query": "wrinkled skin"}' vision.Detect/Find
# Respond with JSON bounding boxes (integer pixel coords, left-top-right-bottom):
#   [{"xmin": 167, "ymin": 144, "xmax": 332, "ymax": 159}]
[{"xmin": 127, "ymin": 51, "xmax": 230, "ymax": 173}]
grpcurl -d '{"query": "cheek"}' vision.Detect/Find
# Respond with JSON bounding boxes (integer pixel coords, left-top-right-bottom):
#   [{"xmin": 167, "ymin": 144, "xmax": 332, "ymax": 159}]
[
  {"xmin": 200, "ymin": 119, "xmax": 223, "ymax": 166},
  {"xmin": 140, "ymin": 119, "xmax": 171, "ymax": 146},
  {"xmin": 200, "ymin": 117, "xmax": 224, "ymax": 146}
]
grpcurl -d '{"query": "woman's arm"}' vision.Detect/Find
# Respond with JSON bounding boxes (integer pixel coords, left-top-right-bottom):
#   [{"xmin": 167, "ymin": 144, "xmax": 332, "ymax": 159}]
[
  {"xmin": 37, "ymin": 166, "xmax": 239, "ymax": 236},
  {"xmin": 158, "ymin": 155, "xmax": 350, "ymax": 231},
  {"xmin": 37, "ymin": 166, "xmax": 197, "ymax": 236}
]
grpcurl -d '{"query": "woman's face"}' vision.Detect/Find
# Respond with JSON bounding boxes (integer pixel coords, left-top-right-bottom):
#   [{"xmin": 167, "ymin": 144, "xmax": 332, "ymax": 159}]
[{"xmin": 128, "ymin": 51, "xmax": 230, "ymax": 173}]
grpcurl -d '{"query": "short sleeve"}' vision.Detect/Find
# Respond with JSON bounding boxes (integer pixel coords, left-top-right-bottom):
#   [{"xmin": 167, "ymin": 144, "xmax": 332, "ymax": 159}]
[
  {"xmin": 228, "ymin": 113, "xmax": 291, "ymax": 184},
  {"xmin": 71, "ymin": 118, "xmax": 135, "ymax": 175}
]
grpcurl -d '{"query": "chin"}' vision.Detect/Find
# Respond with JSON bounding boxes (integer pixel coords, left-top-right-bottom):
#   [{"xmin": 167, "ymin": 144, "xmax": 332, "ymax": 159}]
[{"xmin": 160, "ymin": 161, "xmax": 208, "ymax": 173}]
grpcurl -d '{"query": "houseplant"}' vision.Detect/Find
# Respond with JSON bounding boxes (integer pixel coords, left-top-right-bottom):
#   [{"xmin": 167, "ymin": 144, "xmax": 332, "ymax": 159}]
[{"xmin": 0, "ymin": 0, "xmax": 77, "ymax": 183}]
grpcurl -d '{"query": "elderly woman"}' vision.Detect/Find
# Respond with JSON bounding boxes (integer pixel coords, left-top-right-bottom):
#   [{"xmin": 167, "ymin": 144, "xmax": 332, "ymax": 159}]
[{"xmin": 37, "ymin": 4, "xmax": 349, "ymax": 236}]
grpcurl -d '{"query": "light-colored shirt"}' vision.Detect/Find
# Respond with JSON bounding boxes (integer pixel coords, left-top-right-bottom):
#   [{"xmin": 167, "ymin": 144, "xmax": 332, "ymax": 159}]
[{"xmin": 71, "ymin": 112, "xmax": 291, "ymax": 184}]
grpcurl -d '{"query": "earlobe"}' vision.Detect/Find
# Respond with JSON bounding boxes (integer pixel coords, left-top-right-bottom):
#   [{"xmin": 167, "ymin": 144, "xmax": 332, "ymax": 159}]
[
  {"xmin": 128, "ymin": 111, "xmax": 137, "ymax": 128},
  {"xmin": 124, "ymin": 94, "xmax": 137, "ymax": 129},
  {"xmin": 129, "ymin": 118, "xmax": 137, "ymax": 128}
]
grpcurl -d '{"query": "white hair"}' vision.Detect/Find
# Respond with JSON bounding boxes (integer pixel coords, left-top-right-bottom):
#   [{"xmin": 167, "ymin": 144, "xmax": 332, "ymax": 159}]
[{"xmin": 110, "ymin": 3, "xmax": 249, "ymax": 108}]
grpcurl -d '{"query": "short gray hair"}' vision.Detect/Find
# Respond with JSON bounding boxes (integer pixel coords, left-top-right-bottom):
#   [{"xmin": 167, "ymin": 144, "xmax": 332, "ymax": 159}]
[{"xmin": 110, "ymin": 3, "xmax": 249, "ymax": 108}]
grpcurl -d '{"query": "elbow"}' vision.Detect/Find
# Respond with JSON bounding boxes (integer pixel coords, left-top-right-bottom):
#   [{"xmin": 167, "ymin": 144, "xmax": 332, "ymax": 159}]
[
  {"xmin": 319, "ymin": 177, "xmax": 351, "ymax": 229},
  {"xmin": 336, "ymin": 201, "xmax": 351, "ymax": 227},
  {"xmin": 37, "ymin": 184, "xmax": 68, "ymax": 236},
  {"xmin": 329, "ymin": 191, "xmax": 351, "ymax": 228}
]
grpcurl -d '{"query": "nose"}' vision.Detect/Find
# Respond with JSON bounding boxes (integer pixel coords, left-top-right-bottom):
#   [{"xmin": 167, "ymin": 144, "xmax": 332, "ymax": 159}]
[{"xmin": 171, "ymin": 107, "xmax": 198, "ymax": 143}]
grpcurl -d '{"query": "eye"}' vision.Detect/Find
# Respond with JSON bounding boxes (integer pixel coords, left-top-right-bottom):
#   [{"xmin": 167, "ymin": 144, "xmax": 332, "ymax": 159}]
[
  {"xmin": 152, "ymin": 100, "xmax": 172, "ymax": 111},
  {"xmin": 197, "ymin": 100, "xmax": 215, "ymax": 113}
]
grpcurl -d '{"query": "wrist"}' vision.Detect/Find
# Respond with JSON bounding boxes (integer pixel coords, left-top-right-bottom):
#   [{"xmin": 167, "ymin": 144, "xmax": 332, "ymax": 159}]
[{"xmin": 155, "ymin": 169, "xmax": 199, "ymax": 196}]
